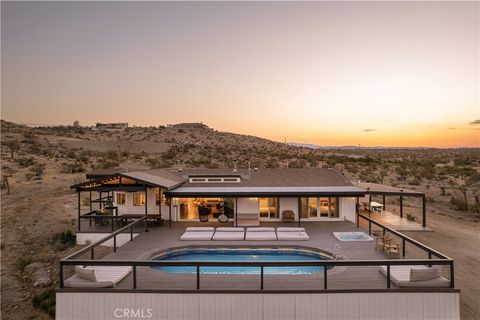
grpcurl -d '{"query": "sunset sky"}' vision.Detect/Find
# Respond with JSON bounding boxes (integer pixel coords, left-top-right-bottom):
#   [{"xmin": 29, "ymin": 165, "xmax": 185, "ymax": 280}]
[{"xmin": 1, "ymin": 1, "xmax": 479, "ymax": 147}]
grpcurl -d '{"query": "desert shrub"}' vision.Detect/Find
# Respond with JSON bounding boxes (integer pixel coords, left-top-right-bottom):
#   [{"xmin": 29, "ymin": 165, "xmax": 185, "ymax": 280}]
[
  {"xmin": 450, "ymin": 197, "xmax": 467, "ymax": 211},
  {"xmin": 408, "ymin": 178, "xmax": 421, "ymax": 186},
  {"xmin": 25, "ymin": 172, "xmax": 35, "ymax": 181},
  {"xmin": 77, "ymin": 151, "xmax": 90, "ymax": 163},
  {"xmin": 29, "ymin": 163, "xmax": 45, "ymax": 176},
  {"xmin": 99, "ymin": 158, "xmax": 119, "ymax": 169},
  {"xmin": 27, "ymin": 143, "xmax": 42, "ymax": 154},
  {"xmin": 16, "ymin": 157, "xmax": 36, "ymax": 167},
  {"xmin": 17, "ymin": 256, "xmax": 33, "ymax": 271},
  {"xmin": 406, "ymin": 213, "xmax": 417, "ymax": 221},
  {"xmin": 61, "ymin": 161, "xmax": 85, "ymax": 173},
  {"xmin": 52, "ymin": 230, "xmax": 76, "ymax": 249},
  {"xmin": 32, "ymin": 289, "xmax": 55, "ymax": 317},
  {"xmin": 288, "ymin": 159, "xmax": 306, "ymax": 168}
]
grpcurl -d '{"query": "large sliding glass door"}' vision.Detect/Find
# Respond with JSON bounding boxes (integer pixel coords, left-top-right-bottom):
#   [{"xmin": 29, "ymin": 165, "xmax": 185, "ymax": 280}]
[
  {"xmin": 259, "ymin": 197, "xmax": 279, "ymax": 220},
  {"xmin": 300, "ymin": 197, "xmax": 339, "ymax": 220}
]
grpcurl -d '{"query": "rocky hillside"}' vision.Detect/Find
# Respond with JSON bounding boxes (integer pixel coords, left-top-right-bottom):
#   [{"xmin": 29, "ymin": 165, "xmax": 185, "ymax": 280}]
[{"xmin": 1, "ymin": 119, "xmax": 479, "ymax": 319}]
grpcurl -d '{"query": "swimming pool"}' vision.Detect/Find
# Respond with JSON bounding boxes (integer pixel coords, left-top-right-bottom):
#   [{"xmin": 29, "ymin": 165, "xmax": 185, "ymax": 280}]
[
  {"xmin": 332, "ymin": 232, "xmax": 374, "ymax": 241},
  {"xmin": 151, "ymin": 248, "xmax": 332, "ymax": 275}
]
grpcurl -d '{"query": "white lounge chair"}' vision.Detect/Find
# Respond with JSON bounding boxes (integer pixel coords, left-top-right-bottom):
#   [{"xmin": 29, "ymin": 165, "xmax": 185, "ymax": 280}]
[
  {"xmin": 212, "ymin": 227, "xmax": 245, "ymax": 241},
  {"xmin": 64, "ymin": 266, "xmax": 132, "ymax": 288},
  {"xmin": 379, "ymin": 265, "xmax": 450, "ymax": 288},
  {"xmin": 180, "ymin": 227, "xmax": 215, "ymax": 241},
  {"xmin": 245, "ymin": 227, "xmax": 277, "ymax": 241},
  {"xmin": 276, "ymin": 227, "xmax": 310, "ymax": 241}
]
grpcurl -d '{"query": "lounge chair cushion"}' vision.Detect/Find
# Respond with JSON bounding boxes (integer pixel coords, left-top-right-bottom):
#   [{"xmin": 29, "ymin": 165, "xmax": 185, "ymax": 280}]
[
  {"xmin": 215, "ymin": 227, "xmax": 244, "ymax": 232},
  {"xmin": 277, "ymin": 231, "xmax": 310, "ymax": 241},
  {"xmin": 379, "ymin": 265, "xmax": 450, "ymax": 287},
  {"xmin": 75, "ymin": 266, "xmax": 97, "ymax": 282},
  {"xmin": 180, "ymin": 231, "xmax": 214, "ymax": 241},
  {"xmin": 65, "ymin": 266, "xmax": 132, "ymax": 288},
  {"xmin": 245, "ymin": 231, "xmax": 277, "ymax": 241},
  {"xmin": 247, "ymin": 227, "xmax": 275, "ymax": 232},
  {"xmin": 410, "ymin": 266, "xmax": 441, "ymax": 282},
  {"xmin": 185, "ymin": 227, "xmax": 214, "ymax": 232},
  {"xmin": 212, "ymin": 231, "xmax": 245, "ymax": 240},
  {"xmin": 276, "ymin": 227, "xmax": 306, "ymax": 232}
]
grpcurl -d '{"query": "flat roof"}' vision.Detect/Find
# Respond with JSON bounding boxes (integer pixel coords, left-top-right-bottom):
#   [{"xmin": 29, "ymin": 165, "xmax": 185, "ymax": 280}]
[
  {"xmin": 354, "ymin": 181, "xmax": 424, "ymax": 196},
  {"xmin": 164, "ymin": 186, "xmax": 365, "ymax": 197}
]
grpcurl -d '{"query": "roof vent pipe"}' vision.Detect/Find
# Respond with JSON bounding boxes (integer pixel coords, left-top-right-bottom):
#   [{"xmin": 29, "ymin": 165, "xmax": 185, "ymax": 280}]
[{"xmin": 233, "ymin": 159, "xmax": 238, "ymax": 172}]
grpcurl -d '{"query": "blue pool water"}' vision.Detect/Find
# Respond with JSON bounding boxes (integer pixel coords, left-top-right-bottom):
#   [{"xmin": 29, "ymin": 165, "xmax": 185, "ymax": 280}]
[
  {"xmin": 151, "ymin": 248, "xmax": 332, "ymax": 275},
  {"xmin": 333, "ymin": 232, "xmax": 374, "ymax": 242}
]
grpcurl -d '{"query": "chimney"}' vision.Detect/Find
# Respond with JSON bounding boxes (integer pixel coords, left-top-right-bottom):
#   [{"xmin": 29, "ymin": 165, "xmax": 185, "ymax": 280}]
[{"xmin": 233, "ymin": 159, "xmax": 238, "ymax": 172}]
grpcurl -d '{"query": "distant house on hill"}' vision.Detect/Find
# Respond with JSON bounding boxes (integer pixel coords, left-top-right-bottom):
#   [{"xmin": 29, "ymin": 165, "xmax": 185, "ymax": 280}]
[
  {"xmin": 170, "ymin": 122, "xmax": 208, "ymax": 129},
  {"xmin": 95, "ymin": 122, "xmax": 128, "ymax": 130}
]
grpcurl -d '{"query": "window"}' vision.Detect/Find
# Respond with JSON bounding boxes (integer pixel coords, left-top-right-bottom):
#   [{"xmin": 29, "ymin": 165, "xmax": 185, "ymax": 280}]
[
  {"xmin": 155, "ymin": 188, "xmax": 167, "ymax": 206},
  {"xmin": 116, "ymin": 193, "xmax": 126, "ymax": 205},
  {"xmin": 329, "ymin": 197, "xmax": 339, "ymax": 218},
  {"xmin": 259, "ymin": 197, "xmax": 279, "ymax": 219},
  {"xmin": 299, "ymin": 197, "xmax": 339, "ymax": 219},
  {"xmin": 133, "ymin": 194, "xmax": 145, "ymax": 206}
]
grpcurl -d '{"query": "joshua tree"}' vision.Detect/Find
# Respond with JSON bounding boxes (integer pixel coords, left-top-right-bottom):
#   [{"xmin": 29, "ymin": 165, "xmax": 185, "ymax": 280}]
[{"xmin": 4, "ymin": 140, "xmax": 19, "ymax": 159}]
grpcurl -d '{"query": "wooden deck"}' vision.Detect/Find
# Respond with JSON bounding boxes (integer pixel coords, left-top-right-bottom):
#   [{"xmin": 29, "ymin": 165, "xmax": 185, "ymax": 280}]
[{"xmin": 69, "ymin": 221, "xmax": 452, "ymax": 291}]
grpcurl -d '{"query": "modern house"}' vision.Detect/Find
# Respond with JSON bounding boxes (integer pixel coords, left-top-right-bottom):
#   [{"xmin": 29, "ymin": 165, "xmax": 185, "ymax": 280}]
[{"xmin": 57, "ymin": 167, "xmax": 459, "ymax": 320}]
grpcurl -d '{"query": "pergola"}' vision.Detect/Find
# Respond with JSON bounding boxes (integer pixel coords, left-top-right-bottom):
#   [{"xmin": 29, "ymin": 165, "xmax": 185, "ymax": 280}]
[
  {"xmin": 71, "ymin": 173, "xmax": 167, "ymax": 232},
  {"xmin": 355, "ymin": 182, "xmax": 427, "ymax": 228}
]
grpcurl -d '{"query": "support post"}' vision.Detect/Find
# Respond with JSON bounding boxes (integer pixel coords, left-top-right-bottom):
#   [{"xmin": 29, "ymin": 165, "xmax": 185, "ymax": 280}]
[
  {"xmin": 89, "ymin": 191, "xmax": 92, "ymax": 211},
  {"xmin": 59, "ymin": 264, "xmax": 64, "ymax": 288},
  {"xmin": 196, "ymin": 266, "xmax": 200, "ymax": 289},
  {"xmin": 169, "ymin": 198, "xmax": 172, "ymax": 228},
  {"xmin": 386, "ymin": 264, "xmax": 391, "ymax": 288},
  {"xmin": 260, "ymin": 266, "xmax": 264, "ymax": 290},
  {"xmin": 133, "ymin": 266, "xmax": 137, "ymax": 289},
  {"xmin": 324, "ymin": 266, "xmax": 328, "ymax": 289},
  {"xmin": 298, "ymin": 197, "xmax": 301, "ymax": 227},
  {"xmin": 382, "ymin": 194, "xmax": 386, "ymax": 211},
  {"xmin": 399, "ymin": 195, "xmax": 403, "ymax": 218},
  {"xmin": 422, "ymin": 195, "xmax": 426, "ymax": 228},
  {"xmin": 235, "ymin": 198, "xmax": 238, "ymax": 227},
  {"xmin": 77, "ymin": 191, "xmax": 81, "ymax": 232},
  {"xmin": 99, "ymin": 191, "xmax": 102, "ymax": 209},
  {"xmin": 368, "ymin": 194, "xmax": 371, "ymax": 216},
  {"xmin": 144, "ymin": 186, "xmax": 148, "ymax": 232},
  {"xmin": 450, "ymin": 261, "xmax": 455, "ymax": 288}
]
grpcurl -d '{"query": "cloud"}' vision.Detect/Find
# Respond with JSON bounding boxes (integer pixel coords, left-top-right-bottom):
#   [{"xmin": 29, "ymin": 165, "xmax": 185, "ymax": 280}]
[
  {"xmin": 469, "ymin": 119, "xmax": 480, "ymax": 125},
  {"xmin": 448, "ymin": 127, "xmax": 456, "ymax": 130},
  {"xmin": 363, "ymin": 129, "xmax": 377, "ymax": 132}
]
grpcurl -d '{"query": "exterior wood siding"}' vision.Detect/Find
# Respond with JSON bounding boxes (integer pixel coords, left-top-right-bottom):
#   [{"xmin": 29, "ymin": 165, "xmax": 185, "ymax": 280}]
[{"xmin": 56, "ymin": 292, "xmax": 459, "ymax": 320}]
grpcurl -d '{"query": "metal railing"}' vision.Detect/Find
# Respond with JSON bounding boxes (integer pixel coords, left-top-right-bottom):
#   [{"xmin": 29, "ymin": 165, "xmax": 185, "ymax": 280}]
[
  {"xmin": 357, "ymin": 213, "xmax": 450, "ymax": 260},
  {"xmin": 60, "ymin": 215, "xmax": 455, "ymax": 292}
]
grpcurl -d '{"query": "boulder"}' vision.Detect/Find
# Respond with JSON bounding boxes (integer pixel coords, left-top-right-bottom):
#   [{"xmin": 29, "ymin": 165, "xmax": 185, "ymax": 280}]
[
  {"xmin": 24, "ymin": 262, "xmax": 43, "ymax": 274},
  {"xmin": 31, "ymin": 267, "xmax": 51, "ymax": 287}
]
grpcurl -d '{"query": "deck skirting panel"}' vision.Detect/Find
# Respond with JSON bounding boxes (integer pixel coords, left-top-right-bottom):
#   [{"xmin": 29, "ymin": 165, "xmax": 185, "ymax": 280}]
[{"xmin": 56, "ymin": 291, "xmax": 459, "ymax": 320}]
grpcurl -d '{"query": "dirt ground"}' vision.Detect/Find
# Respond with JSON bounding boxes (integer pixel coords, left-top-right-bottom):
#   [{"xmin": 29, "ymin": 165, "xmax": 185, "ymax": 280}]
[
  {"xmin": 1, "ymin": 174, "xmax": 80, "ymax": 320},
  {"xmin": 403, "ymin": 212, "xmax": 480, "ymax": 320}
]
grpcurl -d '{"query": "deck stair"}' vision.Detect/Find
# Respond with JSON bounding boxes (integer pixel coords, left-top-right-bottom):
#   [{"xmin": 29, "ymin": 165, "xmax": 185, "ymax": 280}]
[{"xmin": 236, "ymin": 212, "xmax": 260, "ymax": 227}]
